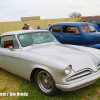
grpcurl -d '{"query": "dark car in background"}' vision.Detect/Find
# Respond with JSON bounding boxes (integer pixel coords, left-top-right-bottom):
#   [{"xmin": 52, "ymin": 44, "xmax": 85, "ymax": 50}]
[{"xmin": 49, "ymin": 22, "xmax": 100, "ymax": 49}]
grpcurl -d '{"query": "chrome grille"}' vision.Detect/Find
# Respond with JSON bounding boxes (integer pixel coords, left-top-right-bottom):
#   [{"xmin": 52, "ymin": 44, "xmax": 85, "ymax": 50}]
[
  {"xmin": 66, "ymin": 69, "xmax": 91, "ymax": 81},
  {"xmin": 97, "ymin": 63, "xmax": 100, "ymax": 70}
]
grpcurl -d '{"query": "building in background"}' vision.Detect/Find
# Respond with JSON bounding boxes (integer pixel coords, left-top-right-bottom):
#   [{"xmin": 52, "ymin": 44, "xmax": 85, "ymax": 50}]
[
  {"xmin": 0, "ymin": 17, "xmax": 80, "ymax": 35},
  {"xmin": 21, "ymin": 16, "xmax": 40, "ymax": 21},
  {"xmin": 1, "ymin": 15, "xmax": 100, "ymax": 35}
]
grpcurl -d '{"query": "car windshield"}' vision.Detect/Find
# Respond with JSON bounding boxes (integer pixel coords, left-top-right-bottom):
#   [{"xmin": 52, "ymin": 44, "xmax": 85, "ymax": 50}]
[
  {"xmin": 18, "ymin": 32, "xmax": 57, "ymax": 47},
  {"xmin": 81, "ymin": 25, "xmax": 96, "ymax": 33}
]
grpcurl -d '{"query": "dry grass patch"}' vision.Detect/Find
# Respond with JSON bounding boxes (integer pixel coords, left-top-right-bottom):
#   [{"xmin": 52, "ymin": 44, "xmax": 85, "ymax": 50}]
[
  {"xmin": 0, "ymin": 68, "xmax": 23, "ymax": 100},
  {"xmin": 80, "ymin": 79, "xmax": 100, "ymax": 100}
]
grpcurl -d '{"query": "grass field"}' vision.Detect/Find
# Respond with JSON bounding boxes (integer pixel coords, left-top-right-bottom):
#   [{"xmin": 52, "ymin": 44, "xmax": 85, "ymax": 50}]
[{"xmin": 0, "ymin": 68, "xmax": 100, "ymax": 100}]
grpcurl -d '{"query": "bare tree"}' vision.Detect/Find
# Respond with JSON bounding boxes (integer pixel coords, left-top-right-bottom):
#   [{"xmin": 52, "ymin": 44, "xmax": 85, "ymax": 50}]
[{"xmin": 69, "ymin": 12, "xmax": 82, "ymax": 18}]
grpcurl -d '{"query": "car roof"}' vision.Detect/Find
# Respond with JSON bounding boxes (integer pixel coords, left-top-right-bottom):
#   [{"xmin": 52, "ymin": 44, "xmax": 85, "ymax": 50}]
[
  {"xmin": 50, "ymin": 22, "xmax": 92, "ymax": 26},
  {"xmin": 1, "ymin": 30, "xmax": 49, "ymax": 36}
]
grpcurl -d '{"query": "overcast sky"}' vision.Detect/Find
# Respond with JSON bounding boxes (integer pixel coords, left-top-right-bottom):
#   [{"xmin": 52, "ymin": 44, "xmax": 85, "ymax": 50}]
[{"xmin": 0, "ymin": 0, "xmax": 100, "ymax": 22}]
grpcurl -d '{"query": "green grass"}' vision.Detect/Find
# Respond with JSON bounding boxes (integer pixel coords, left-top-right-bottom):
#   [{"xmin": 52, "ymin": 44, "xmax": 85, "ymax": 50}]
[{"xmin": 0, "ymin": 68, "xmax": 100, "ymax": 100}]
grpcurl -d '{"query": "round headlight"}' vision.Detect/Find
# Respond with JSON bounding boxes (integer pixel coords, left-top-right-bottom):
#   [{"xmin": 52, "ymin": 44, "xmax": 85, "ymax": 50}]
[{"xmin": 65, "ymin": 65, "xmax": 72, "ymax": 75}]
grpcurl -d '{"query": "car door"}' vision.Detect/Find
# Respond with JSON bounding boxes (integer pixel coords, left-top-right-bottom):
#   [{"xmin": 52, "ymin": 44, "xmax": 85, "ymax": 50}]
[
  {"xmin": 62, "ymin": 26, "xmax": 84, "ymax": 45},
  {"xmin": 0, "ymin": 35, "xmax": 21, "ymax": 75},
  {"xmin": 49, "ymin": 26, "xmax": 64, "ymax": 43}
]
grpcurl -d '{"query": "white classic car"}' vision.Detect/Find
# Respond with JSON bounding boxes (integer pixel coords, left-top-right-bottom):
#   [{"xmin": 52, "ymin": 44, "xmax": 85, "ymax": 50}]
[{"xmin": 0, "ymin": 30, "xmax": 100, "ymax": 96}]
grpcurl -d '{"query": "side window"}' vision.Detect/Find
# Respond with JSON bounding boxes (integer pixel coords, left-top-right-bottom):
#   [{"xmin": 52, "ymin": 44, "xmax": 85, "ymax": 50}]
[
  {"xmin": 50, "ymin": 26, "xmax": 61, "ymax": 33},
  {"xmin": 63, "ymin": 26, "xmax": 80, "ymax": 34},
  {"xmin": 1, "ymin": 36, "xmax": 19, "ymax": 49}
]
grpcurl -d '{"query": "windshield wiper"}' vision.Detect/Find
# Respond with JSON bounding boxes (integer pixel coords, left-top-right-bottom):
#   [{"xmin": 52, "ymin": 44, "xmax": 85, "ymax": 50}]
[
  {"xmin": 44, "ymin": 41, "xmax": 54, "ymax": 43},
  {"xmin": 33, "ymin": 41, "xmax": 55, "ymax": 44}
]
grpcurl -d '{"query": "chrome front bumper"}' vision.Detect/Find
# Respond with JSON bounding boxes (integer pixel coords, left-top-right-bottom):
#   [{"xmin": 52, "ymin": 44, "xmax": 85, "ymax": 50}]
[{"xmin": 56, "ymin": 70, "xmax": 100, "ymax": 92}]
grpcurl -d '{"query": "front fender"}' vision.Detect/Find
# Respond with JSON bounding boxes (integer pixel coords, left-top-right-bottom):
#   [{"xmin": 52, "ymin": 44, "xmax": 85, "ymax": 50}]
[{"xmin": 30, "ymin": 63, "xmax": 70, "ymax": 84}]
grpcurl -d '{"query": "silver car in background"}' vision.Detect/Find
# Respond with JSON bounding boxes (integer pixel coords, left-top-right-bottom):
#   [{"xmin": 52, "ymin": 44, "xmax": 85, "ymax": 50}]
[{"xmin": 0, "ymin": 30, "xmax": 100, "ymax": 96}]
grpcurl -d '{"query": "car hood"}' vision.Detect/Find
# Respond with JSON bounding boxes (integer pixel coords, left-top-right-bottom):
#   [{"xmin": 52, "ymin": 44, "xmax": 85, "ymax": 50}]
[{"xmin": 30, "ymin": 43, "xmax": 99, "ymax": 72}]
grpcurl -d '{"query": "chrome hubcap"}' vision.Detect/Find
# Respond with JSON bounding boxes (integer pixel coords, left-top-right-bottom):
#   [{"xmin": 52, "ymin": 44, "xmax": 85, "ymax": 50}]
[
  {"xmin": 37, "ymin": 71, "xmax": 53, "ymax": 93},
  {"xmin": 44, "ymin": 79, "xmax": 48, "ymax": 84}
]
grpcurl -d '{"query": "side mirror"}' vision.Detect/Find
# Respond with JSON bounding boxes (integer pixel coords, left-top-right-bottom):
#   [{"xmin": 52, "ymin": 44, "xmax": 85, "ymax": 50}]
[{"xmin": 9, "ymin": 46, "xmax": 14, "ymax": 51}]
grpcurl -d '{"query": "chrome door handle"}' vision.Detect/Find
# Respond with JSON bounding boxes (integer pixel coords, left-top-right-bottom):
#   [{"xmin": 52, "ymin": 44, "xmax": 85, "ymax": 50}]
[{"xmin": 60, "ymin": 36, "xmax": 63, "ymax": 38}]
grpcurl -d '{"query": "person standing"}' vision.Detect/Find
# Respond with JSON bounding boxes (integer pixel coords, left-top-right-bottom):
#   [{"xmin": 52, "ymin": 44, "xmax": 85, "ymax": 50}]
[
  {"xmin": 22, "ymin": 23, "xmax": 28, "ymax": 30},
  {"xmin": 46, "ymin": 23, "xmax": 51, "ymax": 30},
  {"xmin": 27, "ymin": 24, "xmax": 33, "ymax": 30},
  {"xmin": 37, "ymin": 25, "xmax": 41, "ymax": 29},
  {"xmin": 93, "ymin": 21, "xmax": 99, "ymax": 31}
]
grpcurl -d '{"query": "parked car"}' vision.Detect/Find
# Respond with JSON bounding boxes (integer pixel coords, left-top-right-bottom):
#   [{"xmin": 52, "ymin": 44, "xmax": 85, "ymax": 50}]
[
  {"xmin": 0, "ymin": 30, "xmax": 100, "ymax": 96},
  {"xmin": 49, "ymin": 22, "xmax": 100, "ymax": 49}
]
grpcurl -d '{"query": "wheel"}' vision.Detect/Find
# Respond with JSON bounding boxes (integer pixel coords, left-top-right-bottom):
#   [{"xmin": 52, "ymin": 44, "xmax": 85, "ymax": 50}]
[{"xmin": 35, "ymin": 69, "xmax": 59, "ymax": 96}]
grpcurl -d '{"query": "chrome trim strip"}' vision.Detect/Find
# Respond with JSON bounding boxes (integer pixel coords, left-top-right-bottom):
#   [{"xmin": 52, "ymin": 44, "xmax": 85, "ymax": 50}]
[{"xmin": 66, "ymin": 71, "xmax": 91, "ymax": 81}]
